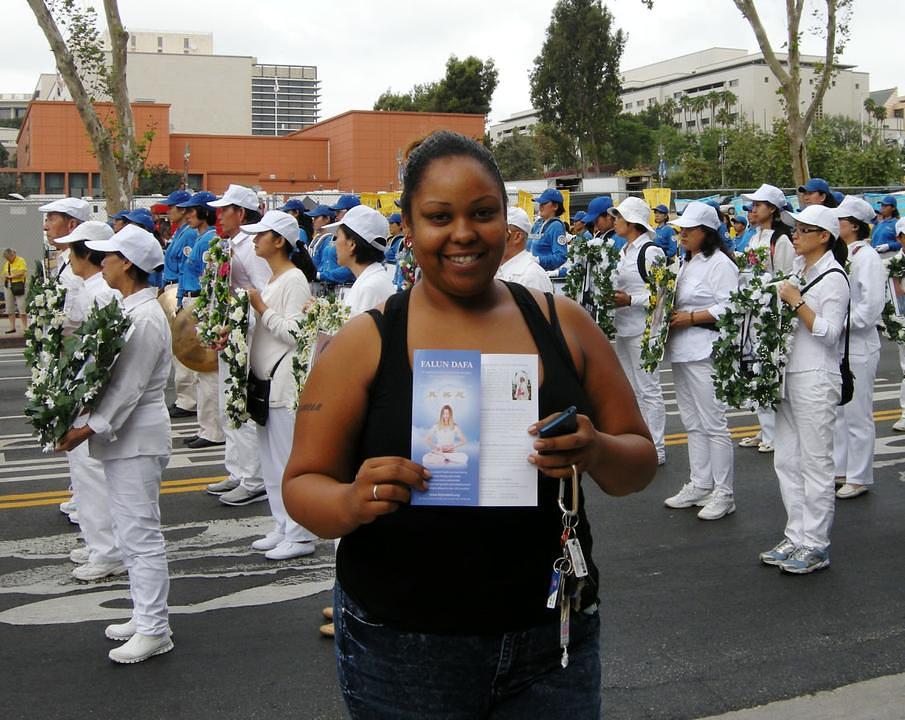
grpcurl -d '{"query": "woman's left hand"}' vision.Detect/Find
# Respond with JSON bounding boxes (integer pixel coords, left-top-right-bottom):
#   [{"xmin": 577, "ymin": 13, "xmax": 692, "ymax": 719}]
[
  {"xmin": 669, "ymin": 310, "xmax": 694, "ymax": 329},
  {"xmin": 55, "ymin": 425, "xmax": 94, "ymax": 452},
  {"xmin": 778, "ymin": 281, "xmax": 802, "ymax": 307},
  {"xmin": 527, "ymin": 412, "xmax": 600, "ymax": 478}
]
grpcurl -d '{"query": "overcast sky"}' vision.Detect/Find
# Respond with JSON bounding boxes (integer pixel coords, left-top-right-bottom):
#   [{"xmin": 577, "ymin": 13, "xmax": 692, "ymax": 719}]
[{"xmin": 3, "ymin": 0, "xmax": 900, "ymax": 125}]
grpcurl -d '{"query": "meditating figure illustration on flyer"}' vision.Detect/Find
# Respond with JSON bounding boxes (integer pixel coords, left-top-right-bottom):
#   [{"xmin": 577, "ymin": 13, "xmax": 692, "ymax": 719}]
[{"xmin": 422, "ymin": 405, "xmax": 468, "ymax": 466}]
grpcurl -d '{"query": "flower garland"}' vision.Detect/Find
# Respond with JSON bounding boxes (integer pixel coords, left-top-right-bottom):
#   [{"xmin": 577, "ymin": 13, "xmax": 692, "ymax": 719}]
[
  {"xmin": 220, "ymin": 289, "xmax": 250, "ymax": 428},
  {"xmin": 712, "ymin": 272, "xmax": 794, "ymax": 410},
  {"xmin": 562, "ymin": 234, "xmax": 620, "ymax": 338},
  {"xmin": 734, "ymin": 246, "xmax": 770, "ymax": 273},
  {"xmin": 640, "ymin": 260, "xmax": 678, "ymax": 372},
  {"xmin": 397, "ymin": 236, "xmax": 418, "ymax": 291},
  {"xmin": 193, "ymin": 235, "xmax": 232, "ymax": 345},
  {"xmin": 290, "ymin": 296, "xmax": 350, "ymax": 410},
  {"xmin": 25, "ymin": 298, "xmax": 131, "ymax": 452},
  {"xmin": 881, "ymin": 253, "xmax": 905, "ymax": 344}
]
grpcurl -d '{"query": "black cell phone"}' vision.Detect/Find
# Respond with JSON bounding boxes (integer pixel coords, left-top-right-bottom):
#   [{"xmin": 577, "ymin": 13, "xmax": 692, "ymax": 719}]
[{"xmin": 539, "ymin": 406, "xmax": 578, "ymax": 439}]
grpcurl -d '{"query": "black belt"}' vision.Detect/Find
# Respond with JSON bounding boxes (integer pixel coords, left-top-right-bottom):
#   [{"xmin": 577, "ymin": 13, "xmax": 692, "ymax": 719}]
[{"xmin": 183, "ymin": 291, "xmax": 201, "ymax": 298}]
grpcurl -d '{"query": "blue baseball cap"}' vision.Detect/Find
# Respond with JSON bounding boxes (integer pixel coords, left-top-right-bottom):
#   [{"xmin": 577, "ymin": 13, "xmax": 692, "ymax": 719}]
[
  {"xmin": 583, "ymin": 196, "xmax": 614, "ymax": 225},
  {"xmin": 732, "ymin": 215, "xmax": 748, "ymax": 226},
  {"xmin": 176, "ymin": 191, "xmax": 217, "ymax": 209},
  {"xmin": 742, "ymin": 204, "xmax": 752, "ymax": 212},
  {"xmin": 305, "ymin": 204, "xmax": 336, "ymax": 219},
  {"xmin": 387, "ymin": 212, "xmax": 402, "ymax": 225},
  {"xmin": 653, "ymin": 204, "xmax": 669, "ymax": 214},
  {"xmin": 831, "ymin": 190, "xmax": 844, "ymax": 204},
  {"xmin": 330, "ymin": 194, "xmax": 361, "ymax": 212},
  {"xmin": 124, "ymin": 208, "xmax": 155, "ymax": 233},
  {"xmin": 702, "ymin": 198, "xmax": 721, "ymax": 210},
  {"xmin": 162, "ymin": 189, "xmax": 192, "ymax": 206},
  {"xmin": 798, "ymin": 177, "xmax": 831, "ymax": 195},
  {"xmin": 109, "ymin": 210, "xmax": 130, "ymax": 220},
  {"xmin": 572, "ymin": 211, "xmax": 586, "ymax": 222},
  {"xmin": 533, "ymin": 188, "xmax": 564, "ymax": 206},
  {"xmin": 279, "ymin": 198, "xmax": 306, "ymax": 212},
  {"xmin": 879, "ymin": 195, "xmax": 898, "ymax": 207}
]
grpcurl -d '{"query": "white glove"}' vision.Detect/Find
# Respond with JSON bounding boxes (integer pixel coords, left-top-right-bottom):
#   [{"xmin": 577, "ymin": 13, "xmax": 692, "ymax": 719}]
[{"xmin": 876, "ymin": 244, "xmax": 890, "ymax": 253}]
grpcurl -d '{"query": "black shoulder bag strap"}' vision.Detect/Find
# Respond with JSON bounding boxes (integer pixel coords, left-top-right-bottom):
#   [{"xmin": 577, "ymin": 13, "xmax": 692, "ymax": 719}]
[
  {"xmin": 800, "ymin": 267, "xmax": 853, "ymax": 405},
  {"xmin": 636, "ymin": 240, "xmax": 655, "ymax": 283}
]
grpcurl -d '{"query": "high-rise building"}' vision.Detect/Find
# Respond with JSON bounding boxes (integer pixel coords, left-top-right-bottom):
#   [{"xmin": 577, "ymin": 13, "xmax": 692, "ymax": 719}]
[{"xmin": 251, "ymin": 64, "xmax": 321, "ymax": 136}]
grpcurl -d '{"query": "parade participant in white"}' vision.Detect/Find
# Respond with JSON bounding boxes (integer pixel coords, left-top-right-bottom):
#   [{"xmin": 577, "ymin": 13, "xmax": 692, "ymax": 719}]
[
  {"xmin": 832, "ymin": 197, "xmax": 885, "ymax": 499},
  {"xmin": 762, "ymin": 205, "xmax": 850, "ymax": 574},
  {"xmin": 206, "ymin": 185, "xmax": 271, "ymax": 505},
  {"xmin": 57, "ymin": 224, "xmax": 174, "ymax": 663},
  {"xmin": 610, "ymin": 197, "xmax": 667, "ymax": 465},
  {"xmin": 737, "ymin": 184, "xmax": 796, "ymax": 454},
  {"xmin": 239, "ymin": 211, "xmax": 320, "ymax": 560},
  {"xmin": 38, "ymin": 198, "xmax": 96, "ymax": 531},
  {"xmin": 663, "ymin": 202, "xmax": 739, "ymax": 520},
  {"xmin": 52, "ymin": 221, "xmax": 125, "ymax": 579},
  {"xmin": 495, "ymin": 207, "xmax": 554, "ymax": 293},
  {"xmin": 327, "ymin": 205, "xmax": 396, "ymax": 317}
]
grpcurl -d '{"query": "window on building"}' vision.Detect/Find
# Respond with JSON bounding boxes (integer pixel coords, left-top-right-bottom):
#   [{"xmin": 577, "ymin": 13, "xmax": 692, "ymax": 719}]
[
  {"xmin": 45, "ymin": 173, "xmax": 65, "ymax": 194},
  {"xmin": 701, "ymin": 118, "xmax": 710, "ymax": 126},
  {"xmin": 764, "ymin": 77, "xmax": 769, "ymax": 83},
  {"xmin": 894, "ymin": 108, "xmax": 903, "ymax": 119},
  {"xmin": 855, "ymin": 83, "xmax": 860, "ymax": 89},
  {"xmin": 184, "ymin": 37, "xmax": 190, "ymax": 49},
  {"xmin": 20, "ymin": 173, "xmax": 40, "ymax": 195},
  {"xmin": 625, "ymin": 102, "xmax": 632, "ymax": 109},
  {"xmin": 674, "ymin": 92, "xmax": 683, "ymax": 99},
  {"xmin": 729, "ymin": 79, "xmax": 738, "ymax": 87},
  {"xmin": 129, "ymin": 35, "xmax": 135, "ymax": 49},
  {"xmin": 68, "ymin": 173, "xmax": 89, "ymax": 198},
  {"xmin": 90, "ymin": 173, "xmax": 103, "ymax": 196},
  {"xmin": 686, "ymin": 121, "xmax": 696, "ymax": 129},
  {"xmin": 637, "ymin": 99, "xmax": 645, "ymax": 108}
]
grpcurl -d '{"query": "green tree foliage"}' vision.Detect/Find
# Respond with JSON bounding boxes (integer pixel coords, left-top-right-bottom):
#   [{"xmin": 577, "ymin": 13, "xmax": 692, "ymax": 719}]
[
  {"xmin": 0, "ymin": 118, "xmax": 23, "ymax": 129},
  {"xmin": 136, "ymin": 164, "xmax": 182, "ymax": 195},
  {"xmin": 373, "ymin": 56, "xmax": 498, "ymax": 115},
  {"xmin": 530, "ymin": 0, "xmax": 625, "ymax": 169},
  {"xmin": 533, "ymin": 122, "xmax": 579, "ymax": 171},
  {"xmin": 491, "ymin": 131, "xmax": 542, "ymax": 181},
  {"xmin": 0, "ymin": 144, "xmax": 9, "ymax": 167}
]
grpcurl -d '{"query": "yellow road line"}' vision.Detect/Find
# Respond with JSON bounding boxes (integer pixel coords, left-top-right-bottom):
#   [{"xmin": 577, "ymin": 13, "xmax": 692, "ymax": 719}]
[{"xmin": 0, "ymin": 483, "xmax": 215, "ymax": 510}]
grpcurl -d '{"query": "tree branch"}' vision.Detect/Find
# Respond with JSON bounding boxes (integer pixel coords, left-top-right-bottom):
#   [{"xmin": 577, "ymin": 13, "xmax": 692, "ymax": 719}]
[
  {"xmin": 804, "ymin": 0, "xmax": 838, "ymax": 128},
  {"xmin": 733, "ymin": 0, "xmax": 792, "ymax": 87},
  {"xmin": 103, "ymin": 0, "xmax": 136, "ymax": 188}
]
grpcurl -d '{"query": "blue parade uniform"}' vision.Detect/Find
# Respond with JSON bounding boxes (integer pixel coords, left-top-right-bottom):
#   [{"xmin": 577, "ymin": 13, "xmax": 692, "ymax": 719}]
[
  {"xmin": 163, "ymin": 224, "xmax": 197, "ymax": 284},
  {"xmin": 526, "ymin": 217, "xmax": 568, "ymax": 271},
  {"xmin": 178, "ymin": 227, "xmax": 216, "ymax": 306},
  {"xmin": 384, "ymin": 234, "xmax": 405, "ymax": 265},
  {"xmin": 871, "ymin": 218, "xmax": 901, "ymax": 252},
  {"xmin": 734, "ymin": 226, "xmax": 757, "ymax": 252},
  {"xmin": 318, "ymin": 238, "xmax": 355, "ymax": 285},
  {"xmin": 653, "ymin": 224, "xmax": 678, "ymax": 259}
]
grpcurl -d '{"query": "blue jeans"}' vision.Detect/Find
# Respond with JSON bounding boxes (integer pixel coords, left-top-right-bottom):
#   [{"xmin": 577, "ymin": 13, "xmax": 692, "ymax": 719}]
[{"xmin": 334, "ymin": 581, "xmax": 602, "ymax": 719}]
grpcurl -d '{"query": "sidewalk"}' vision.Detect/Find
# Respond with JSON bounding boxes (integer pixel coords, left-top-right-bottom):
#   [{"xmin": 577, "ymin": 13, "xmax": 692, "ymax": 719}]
[
  {"xmin": 700, "ymin": 672, "xmax": 905, "ymax": 720},
  {"xmin": 0, "ymin": 323, "xmax": 26, "ymax": 349}
]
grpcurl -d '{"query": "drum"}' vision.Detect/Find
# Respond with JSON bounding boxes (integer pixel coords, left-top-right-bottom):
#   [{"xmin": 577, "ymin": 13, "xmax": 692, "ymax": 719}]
[{"xmin": 169, "ymin": 292, "xmax": 218, "ymax": 373}]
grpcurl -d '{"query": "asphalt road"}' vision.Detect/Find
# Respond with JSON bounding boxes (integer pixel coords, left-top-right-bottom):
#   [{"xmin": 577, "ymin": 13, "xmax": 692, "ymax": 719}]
[{"xmin": 1, "ymin": 342, "xmax": 904, "ymax": 720}]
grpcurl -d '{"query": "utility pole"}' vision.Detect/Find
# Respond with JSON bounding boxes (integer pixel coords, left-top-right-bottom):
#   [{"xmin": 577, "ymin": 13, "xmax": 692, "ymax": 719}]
[
  {"xmin": 182, "ymin": 143, "xmax": 191, "ymax": 190},
  {"xmin": 718, "ymin": 134, "xmax": 727, "ymax": 189}
]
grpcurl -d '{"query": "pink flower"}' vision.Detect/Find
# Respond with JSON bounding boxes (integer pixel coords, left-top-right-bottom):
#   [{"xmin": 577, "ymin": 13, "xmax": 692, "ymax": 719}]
[{"xmin": 218, "ymin": 261, "xmax": 230, "ymax": 278}]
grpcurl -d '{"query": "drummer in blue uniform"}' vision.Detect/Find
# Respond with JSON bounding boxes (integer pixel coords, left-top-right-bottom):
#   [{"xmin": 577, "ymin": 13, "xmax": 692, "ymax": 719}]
[
  {"xmin": 652, "ymin": 204, "xmax": 678, "ymax": 259},
  {"xmin": 317, "ymin": 194, "xmax": 358, "ymax": 285},
  {"xmin": 161, "ymin": 190, "xmax": 195, "ymax": 288},
  {"xmin": 731, "ymin": 214, "xmax": 755, "ymax": 252},
  {"xmin": 306, "ymin": 205, "xmax": 336, "ymax": 270},
  {"xmin": 526, "ymin": 188, "xmax": 568, "ymax": 272},
  {"xmin": 871, "ymin": 195, "xmax": 901, "ymax": 253},
  {"xmin": 383, "ymin": 212, "xmax": 406, "ymax": 290},
  {"xmin": 122, "ymin": 208, "xmax": 165, "ymax": 288}
]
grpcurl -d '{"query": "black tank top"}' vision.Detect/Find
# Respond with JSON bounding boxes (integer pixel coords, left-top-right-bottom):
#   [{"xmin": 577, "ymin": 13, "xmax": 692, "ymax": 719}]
[{"xmin": 336, "ymin": 282, "xmax": 599, "ymax": 635}]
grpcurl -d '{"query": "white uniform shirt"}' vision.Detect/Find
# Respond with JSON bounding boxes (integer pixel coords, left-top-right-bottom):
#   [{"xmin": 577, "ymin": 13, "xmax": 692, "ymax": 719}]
[
  {"xmin": 229, "ymin": 231, "xmax": 272, "ymax": 292},
  {"xmin": 68, "ymin": 270, "xmax": 120, "ymax": 324},
  {"xmin": 56, "ymin": 249, "xmax": 86, "ymax": 334},
  {"xmin": 344, "ymin": 263, "xmax": 396, "ymax": 318},
  {"xmin": 87, "ymin": 287, "xmax": 172, "ymax": 460},
  {"xmin": 667, "ymin": 250, "xmax": 739, "ymax": 363},
  {"xmin": 495, "ymin": 250, "xmax": 555, "ymax": 293},
  {"xmin": 748, "ymin": 227, "xmax": 795, "ymax": 276},
  {"xmin": 614, "ymin": 235, "xmax": 665, "ymax": 338},
  {"xmin": 251, "ymin": 267, "xmax": 312, "ymax": 408},
  {"xmin": 786, "ymin": 251, "xmax": 850, "ymax": 374},
  {"xmin": 845, "ymin": 241, "xmax": 885, "ymax": 356}
]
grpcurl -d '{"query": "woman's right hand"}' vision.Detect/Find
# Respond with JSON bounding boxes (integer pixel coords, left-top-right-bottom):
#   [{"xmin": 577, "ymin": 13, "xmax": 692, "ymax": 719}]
[{"xmin": 345, "ymin": 457, "xmax": 431, "ymax": 526}]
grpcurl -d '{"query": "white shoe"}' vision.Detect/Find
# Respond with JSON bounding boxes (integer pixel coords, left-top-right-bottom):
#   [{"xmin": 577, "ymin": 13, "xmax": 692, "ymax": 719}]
[
  {"xmin": 69, "ymin": 546, "xmax": 89, "ymax": 564},
  {"xmin": 757, "ymin": 443, "xmax": 774, "ymax": 453},
  {"xmin": 893, "ymin": 416, "xmax": 905, "ymax": 432},
  {"xmin": 657, "ymin": 453, "xmax": 667, "ymax": 466},
  {"xmin": 106, "ymin": 619, "xmax": 173, "ymax": 642},
  {"xmin": 697, "ymin": 494, "xmax": 736, "ymax": 520},
  {"xmin": 836, "ymin": 483, "xmax": 869, "ymax": 499},
  {"xmin": 664, "ymin": 483, "xmax": 713, "ymax": 509},
  {"xmin": 59, "ymin": 500, "xmax": 77, "ymax": 515},
  {"xmin": 738, "ymin": 435, "xmax": 761, "ymax": 448},
  {"xmin": 67, "ymin": 511, "xmax": 80, "ymax": 525},
  {"xmin": 252, "ymin": 531, "xmax": 284, "ymax": 551},
  {"xmin": 72, "ymin": 560, "xmax": 127, "ymax": 582},
  {"xmin": 264, "ymin": 540, "xmax": 316, "ymax": 561},
  {"xmin": 108, "ymin": 632, "xmax": 174, "ymax": 664},
  {"xmin": 206, "ymin": 477, "xmax": 240, "ymax": 496}
]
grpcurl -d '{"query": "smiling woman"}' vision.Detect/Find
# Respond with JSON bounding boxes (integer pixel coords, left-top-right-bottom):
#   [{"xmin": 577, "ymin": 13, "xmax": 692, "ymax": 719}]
[{"xmin": 282, "ymin": 130, "xmax": 657, "ymax": 718}]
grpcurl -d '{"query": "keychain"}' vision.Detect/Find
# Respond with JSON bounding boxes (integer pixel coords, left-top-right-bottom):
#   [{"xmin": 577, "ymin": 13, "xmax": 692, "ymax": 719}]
[{"xmin": 549, "ymin": 464, "xmax": 581, "ymax": 668}]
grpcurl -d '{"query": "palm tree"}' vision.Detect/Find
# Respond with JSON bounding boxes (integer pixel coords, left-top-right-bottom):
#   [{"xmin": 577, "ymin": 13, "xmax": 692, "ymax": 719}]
[
  {"xmin": 719, "ymin": 90, "xmax": 738, "ymax": 126},
  {"xmin": 679, "ymin": 95, "xmax": 691, "ymax": 130},
  {"xmin": 662, "ymin": 98, "xmax": 679, "ymax": 127},
  {"xmin": 705, "ymin": 91, "xmax": 721, "ymax": 127},
  {"xmin": 690, "ymin": 95, "xmax": 706, "ymax": 130}
]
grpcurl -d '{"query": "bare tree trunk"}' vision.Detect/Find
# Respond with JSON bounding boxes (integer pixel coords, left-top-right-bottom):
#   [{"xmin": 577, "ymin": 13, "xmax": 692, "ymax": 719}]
[
  {"xmin": 103, "ymin": 0, "xmax": 136, "ymax": 204},
  {"xmin": 786, "ymin": 111, "xmax": 809, "ymax": 185}
]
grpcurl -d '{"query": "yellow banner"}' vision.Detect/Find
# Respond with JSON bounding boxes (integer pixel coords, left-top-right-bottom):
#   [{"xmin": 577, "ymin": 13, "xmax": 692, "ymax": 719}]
[
  {"xmin": 359, "ymin": 192, "xmax": 380, "ymax": 211},
  {"xmin": 518, "ymin": 190, "xmax": 535, "ymax": 222},
  {"xmin": 377, "ymin": 192, "xmax": 401, "ymax": 215},
  {"xmin": 561, "ymin": 189, "xmax": 570, "ymax": 225},
  {"xmin": 642, "ymin": 188, "xmax": 671, "ymax": 225}
]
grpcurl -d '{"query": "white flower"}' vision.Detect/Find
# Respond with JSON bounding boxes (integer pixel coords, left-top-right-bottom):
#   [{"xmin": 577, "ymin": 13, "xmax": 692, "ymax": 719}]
[
  {"xmin": 235, "ymin": 351, "xmax": 247, "ymax": 366},
  {"xmin": 229, "ymin": 306, "xmax": 245, "ymax": 323},
  {"xmin": 33, "ymin": 294, "xmax": 45, "ymax": 308},
  {"xmin": 229, "ymin": 329, "xmax": 244, "ymax": 345}
]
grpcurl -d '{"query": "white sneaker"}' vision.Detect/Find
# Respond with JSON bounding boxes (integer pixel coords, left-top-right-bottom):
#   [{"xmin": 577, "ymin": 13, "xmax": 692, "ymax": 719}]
[
  {"xmin": 264, "ymin": 540, "xmax": 316, "ymax": 561},
  {"xmin": 72, "ymin": 561, "xmax": 127, "ymax": 582},
  {"xmin": 67, "ymin": 511, "xmax": 80, "ymax": 526},
  {"xmin": 252, "ymin": 531, "xmax": 284, "ymax": 551},
  {"xmin": 697, "ymin": 494, "xmax": 736, "ymax": 520},
  {"xmin": 836, "ymin": 483, "xmax": 869, "ymax": 499},
  {"xmin": 664, "ymin": 483, "xmax": 713, "ymax": 509},
  {"xmin": 106, "ymin": 619, "xmax": 173, "ymax": 642},
  {"xmin": 206, "ymin": 477, "xmax": 240, "ymax": 496},
  {"xmin": 59, "ymin": 500, "xmax": 77, "ymax": 515},
  {"xmin": 738, "ymin": 435, "xmax": 761, "ymax": 448},
  {"xmin": 893, "ymin": 416, "xmax": 905, "ymax": 432},
  {"xmin": 69, "ymin": 546, "xmax": 89, "ymax": 564},
  {"xmin": 657, "ymin": 453, "xmax": 667, "ymax": 466},
  {"xmin": 757, "ymin": 443, "xmax": 774, "ymax": 453},
  {"xmin": 108, "ymin": 632, "xmax": 174, "ymax": 664}
]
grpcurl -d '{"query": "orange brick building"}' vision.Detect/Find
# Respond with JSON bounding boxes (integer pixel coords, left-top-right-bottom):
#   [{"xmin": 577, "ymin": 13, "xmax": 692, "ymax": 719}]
[{"xmin": 10, "ymin": 101, "xmax": 485, "ymax": 196}]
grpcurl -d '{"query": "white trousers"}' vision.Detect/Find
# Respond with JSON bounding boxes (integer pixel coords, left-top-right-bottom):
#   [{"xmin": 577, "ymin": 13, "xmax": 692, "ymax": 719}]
[
  {"xmin": 257, "ymin": 408, "xmax": 317, "ymax": 543},
  {"xmin": 672, "ymin": 359, "xmax": 734, "ymax": 496},
  {"xmin": 67, "ymin": 443, "xmax": 120, "ymax": 563},
  {"xmin": 774, "ymin": 370, "xmax": 840, "ymax": 551},
  {"xmin": 181, "ymin": 298, "xmax": 222, "ymax": 442},
  {"xmin": 104, "ymin": 455, "xmax": 170, "ymax": 636},
  {"xmin": 833, "ymin": 352, "xmax": 879, "ymax": 485},
  {"xmin": 218, "ymin": 356, "xmax": 263, "ymax": 492},
  {"xmin": 173, "ymin": 358, "xmax": 198, "ymax": 411},
  {"xmin": 614, "ymin": 334, "xmax": 666, "ymax": 458},
  {"xmin": 756, "ymin": 408, "xmax": 775, "ymax": 446}
]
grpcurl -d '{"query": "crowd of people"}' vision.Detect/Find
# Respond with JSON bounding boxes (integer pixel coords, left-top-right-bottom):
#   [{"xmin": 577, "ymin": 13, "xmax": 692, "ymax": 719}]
[{"xmin": 27, "ymin": 129, "xmax": 905, "ymax": 717}]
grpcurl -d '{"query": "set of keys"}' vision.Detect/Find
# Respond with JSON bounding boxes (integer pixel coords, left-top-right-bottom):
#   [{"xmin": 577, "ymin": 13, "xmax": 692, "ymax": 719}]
[{"xmin": 546, "ymin": 464, "xmax": 588, "ymax": 669}]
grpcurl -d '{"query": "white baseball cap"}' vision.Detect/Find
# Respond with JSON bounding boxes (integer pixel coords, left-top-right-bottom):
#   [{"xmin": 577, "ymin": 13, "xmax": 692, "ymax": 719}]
[
  {"xmin": 323, "ymin": 205, "xmax": 389, "ymax": 249},
  {"xmin": 835, "ymin": 195, "xmax": 876, "ymax": 225},
  {"xmin": 85, "ymin": 223, "xmax": 164, "ymax": 273},
  {"xmin": 786, "ymin": 204, "xmax": 840, "ymax": 239},
  {"xmin": 741, "ymin": 184, "xmax": 786, "ymax": 210},
  {"xmin": 607, "ymin": 196, "xmax": 654, "ymax": 234},
  {"xmin": 39, "ymin": 197, "xmax": 90, "ymax": 222},
  {"xmin": 53, "ymin": 220, "xmax": 113, "ymax": 245},
  {"xmin": 241, "ymin": 210, "xmax": 300, "ymax": 246},
  {"xmin": 895, "ymin": 218, "xmax": 905, "ymax": 238},
  {"xmin": 507, "ymin": 207, "xmax": 532, "ymax": 236},
  {"xmin": 209, "ymin": 184, "xmax": 259, "ymax": 211},
  {"xmin": 671, "ymin": 201, "xmax": 720, "ymax": 230}
]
